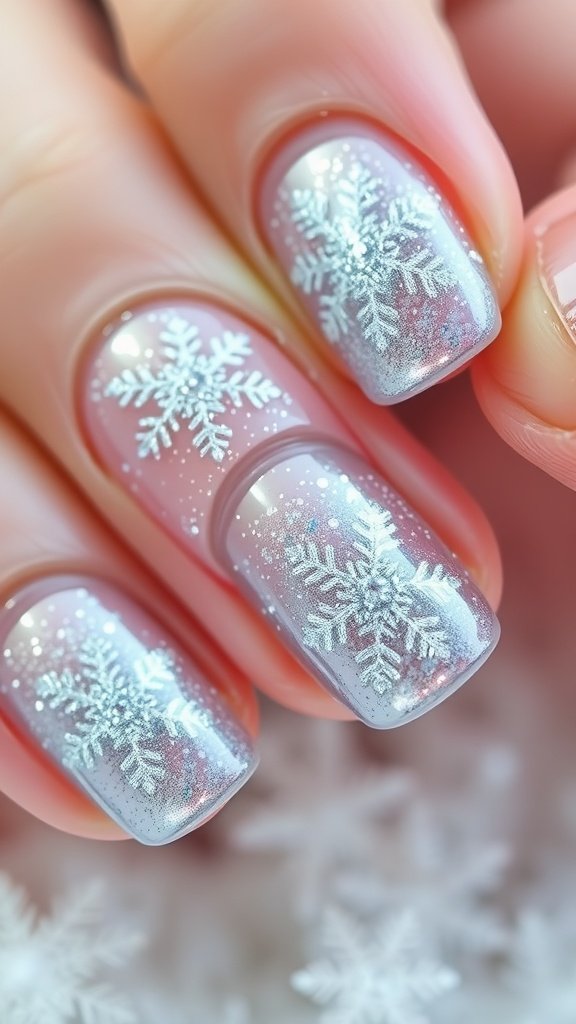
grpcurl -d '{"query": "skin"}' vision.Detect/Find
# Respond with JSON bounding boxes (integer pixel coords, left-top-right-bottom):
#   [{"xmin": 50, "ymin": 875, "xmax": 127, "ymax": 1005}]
[{"xmin": 0, "ymin": 0, "xmax": 573, "ymax": 840}]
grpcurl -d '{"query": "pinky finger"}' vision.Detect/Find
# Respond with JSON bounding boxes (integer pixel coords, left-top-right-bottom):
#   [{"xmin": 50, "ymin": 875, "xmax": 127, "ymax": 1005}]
[{"xmin": 0, "ymin": 416, "xmax": 258, "ymax": 845}]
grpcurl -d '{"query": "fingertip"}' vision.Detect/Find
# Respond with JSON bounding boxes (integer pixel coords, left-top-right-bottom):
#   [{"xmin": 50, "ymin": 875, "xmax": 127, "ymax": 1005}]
[
  {"xmin": 473, "ymin": 183, "xmax": 576, "ymax": 490},
  {"xmin": 473, "ymin": 364, "xmax": 576, "ymax": 491}
]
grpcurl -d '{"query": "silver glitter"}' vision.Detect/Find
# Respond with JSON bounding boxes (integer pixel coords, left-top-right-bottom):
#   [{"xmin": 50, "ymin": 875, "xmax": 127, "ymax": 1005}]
[
  {"xmin": 290, "ymin": 163, "xmax": 454, "ymax": 353},
  {"xmin": 35, "ymin": 640, "xmax": 212, "ymax": 795},
  {"xmin": 266, "ymin": 131, "xmax": 501, "ymax": 403},
  {"xmin": 225, "ymin": 445, "xmax": 499, "ymax": 729},
  {"xmin": 105, "ymin": 315, "xmax": 282, "ymax": 461},
  {"xmin": 287, "ymin": 504, "xmax": 459, "ymax": 695},
  {"xmin": 0, "ymin": 581, "xmax": 257, "ymax": 844}
]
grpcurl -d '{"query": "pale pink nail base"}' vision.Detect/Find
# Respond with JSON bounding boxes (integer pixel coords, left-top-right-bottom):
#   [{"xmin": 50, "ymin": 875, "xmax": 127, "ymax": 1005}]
[
  {"xmin": 84, "ymin": 298, "xmax": 499, "ymax": 729},
  {"xmin": 0, "ymin": 577, "xmax": 257, "ymax": 844},
  {"xmin": 85, "ymin": 301, "xmax": 342, "ymax": 575},
  {"xmin": 221, "ymin": 441, "xmax": 498, "ymax": 728},
  {"xmin": 261, "ymin": 120, "xmax": 501, "ymax": 403}
]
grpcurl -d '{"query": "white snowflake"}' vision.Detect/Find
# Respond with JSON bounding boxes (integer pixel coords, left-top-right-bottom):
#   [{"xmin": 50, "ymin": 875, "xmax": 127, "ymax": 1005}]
[
  {"xmin": 35, "ymin": 639, "xmax": 211, "ymax": 795},
  {"xmin": 0, "ymin": 874, "xmax": 142, "ymax": 1024},
  {"xmin": 289, "ymin": 161, "xmax": 455, "ymax": 353},
  {"xmin": 504, "ymin": 910, "xmax": 576, "ymax": 1024},
  {"xmin": 287, "ymin": 504, "xmax": 460, "ymax": 694},
  {"xmin": 105, "ymin": 316, "xmax": 282, "ymax": 461},
  {"xmin": 335, "ymin": 804, "xmax": 510, "ymax": 959},
  {"xmin": 232, "ymin": 718, "xmax": 412, "ymax": 918},
  {"xmin": 292, "ymin": 906, "xmax": 458, "ymax": 1024}
]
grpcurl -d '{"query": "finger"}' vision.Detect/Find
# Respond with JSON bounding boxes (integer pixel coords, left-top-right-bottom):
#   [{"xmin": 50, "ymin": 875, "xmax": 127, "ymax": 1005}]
[
  {"xmin": 450, "ymin": 0, "xmax": 576, "ymax": 207},
  {"xmin": 0, "ymin": 413, "xmax": 257, "ymax": 844},
  {"xmin": 105, "ymin": 0, "xmax": 522, "ymax": 404},
  {"xmin": 473, "ymin": 184, "xmax": 576, "ymax": 490},
  {"xmin": 450, "ymin": 1, "xmax": 576, "ymax": 489},
  {"xmin": 0, "ymin": 0, "xmax": 501, "ymax": 730}
]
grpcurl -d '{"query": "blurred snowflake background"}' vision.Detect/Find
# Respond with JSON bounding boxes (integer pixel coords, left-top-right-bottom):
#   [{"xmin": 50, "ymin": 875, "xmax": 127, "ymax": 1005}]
[{"xmin": 1, "ymin": 380, "xmax": 575, "ymax": 1023}]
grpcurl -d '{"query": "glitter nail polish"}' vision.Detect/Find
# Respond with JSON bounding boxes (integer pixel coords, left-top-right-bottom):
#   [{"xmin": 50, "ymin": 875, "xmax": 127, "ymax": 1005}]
[
  {"xmin": 84, "ymin": 299, "xmax": 498, "ymax": 729},
  {"xmin": 85, "ymin": 300, "xmax": 344, "ymax": 575},
  {"xmin": 0, "ymin": 578, "xmax": 257, "ymax": 844},
  {"xmin": 261, "ymin": 120, "xmax": 501, "ymax": 403},
  {"xmin": 219, "ymin": 443, "xmax": 498, "ymax": 728}
]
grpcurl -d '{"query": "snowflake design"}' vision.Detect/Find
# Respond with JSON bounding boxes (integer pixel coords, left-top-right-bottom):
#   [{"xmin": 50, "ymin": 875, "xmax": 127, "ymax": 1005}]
[
  {"xmin": 0, "ymin": 874, "xmax": 142, "ymax": 1024},
  {"xmin": 287, "ymin": 504, "xmax": 460, "ymax": 695},
  {"xmin": 233, "ymin": 718, "xmax": 412, "ymax": 920},
  {"xmin": 105, "ymin": 316, "xmax": 283, "ymax": 461},
  {"xmin": 35, "ymin": 639, "xmax": 211, "ymax": 795},
  {"xmin": 288, "ymin": 160, "xmax": 455, "ymax": 353},
  {"xmin": 292, "ymin": 906, "xmax": 458, "ymax": 1024},
  {"xmin": 504, "ymin": 910, "xmax": 576, "ymax": 1024}
]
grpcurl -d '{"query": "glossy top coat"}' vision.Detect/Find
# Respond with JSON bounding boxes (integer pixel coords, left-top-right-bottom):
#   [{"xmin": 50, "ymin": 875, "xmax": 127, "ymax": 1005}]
[{"xmin": 261, "ymin": 121, "xmax": 501, "ymax": 402}]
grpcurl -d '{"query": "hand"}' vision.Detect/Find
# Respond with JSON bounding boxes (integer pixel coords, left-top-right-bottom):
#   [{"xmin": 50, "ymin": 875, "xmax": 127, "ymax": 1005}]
[{"xmin": 0, "ymin": 0, "xmax": 563, "ymax": 846}]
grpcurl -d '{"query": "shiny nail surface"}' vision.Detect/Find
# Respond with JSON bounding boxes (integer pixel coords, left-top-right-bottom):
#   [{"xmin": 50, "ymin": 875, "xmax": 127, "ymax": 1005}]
[
  {"xmin": 536, "ymin": 211, "xmax": 576, "ymax": 342},
  {"xmin": 85, "ymin": 300, "xmax": 498, "ymax": 729},
  {"xmin": 222, "ymin": 444, "xmax": 498, "ymax": 728},
  {"xmin": 85, "ymin": 300, "xmax": 343, "ymax": 575},
  {"xmin": 262, "ymin": 122, "xmax": 500, "ymax": 403},
  {"xmin": 0, "ymin": 579, "xmax": 256, "ymax": 844}
]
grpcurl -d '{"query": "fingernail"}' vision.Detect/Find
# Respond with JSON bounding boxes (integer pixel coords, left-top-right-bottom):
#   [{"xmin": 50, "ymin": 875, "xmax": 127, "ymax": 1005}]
[
  {"xmin": 216, "ymin": 442, "xmax": 498, "ymax": 728},
  {"xmin": 535, "ymin": 210, "xmax": 576, "ymax": 343},
  {"xmin": 84, "ymin": 299, "xmax": 497, "ymax": 728},
  {"xmin": 0, "ymin": 577, "xmax": 257, "ymax": 844},
  {"xmin": 84, "ymin": 299, "xmax": 344, "ymax": 576},
  {"xmin": 261, "ymin": 120, "xmax": 500, "ymax": 404}
]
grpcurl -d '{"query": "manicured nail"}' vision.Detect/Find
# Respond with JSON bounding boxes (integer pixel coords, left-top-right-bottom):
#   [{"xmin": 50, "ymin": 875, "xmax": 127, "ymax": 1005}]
[
  {"xmin": 218, "ymin": 443, "xmax": 498, "ymax": 728},
  {"xmin": 84, "ymin": 299, "xmax": 498, "ymax": 729},
  {"xmin": 85, "ymin": 299, "xmax": 343, "ymax": 574},
  {"xmin": 261, "ymin": 120, "xmax": 500, "ymax": 404},
  {"xmin": 0, "ymin": 578, "xmax": 257, "ymax": 844},
  {"xmin": 535, "ymin": 211, "xmax": 576, "ymax": 342}
]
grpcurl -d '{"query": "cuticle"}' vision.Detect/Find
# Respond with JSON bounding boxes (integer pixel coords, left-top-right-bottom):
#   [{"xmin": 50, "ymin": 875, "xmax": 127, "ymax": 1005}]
[
  {"xmin": 252, "ymin": 109, "xmax": 485, "ymax": 262},
  {"xmin": 0, "ymin": 569, "xmax": 137, "ymax": 637},
  {"xmin": 209, "ymin": 431, "xmax": 359, "ymax": 569}
]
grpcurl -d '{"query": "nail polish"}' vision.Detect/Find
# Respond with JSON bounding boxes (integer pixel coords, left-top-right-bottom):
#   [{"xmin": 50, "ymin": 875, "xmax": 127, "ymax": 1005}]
[
  {"xmin": 84, "ymin": 299, "xmax": 499, "ymax": 728},
  {"xmin": 261, "ymin": 120, "xmax": 501, "ymax": 403},
  {"xmin": 535, "ymin": 211, "xmax": 576, "ymax": 342},
  {"xmin": 0, "ymin": 578, "xmax": 257, "ymax": 844},
  {"xmin": 86, "ymin": 300, "xmax": 345, "ymax": 574},
  {"xmin": 217, "ymin": 443, "xmax": 498, "ymax": 728}
]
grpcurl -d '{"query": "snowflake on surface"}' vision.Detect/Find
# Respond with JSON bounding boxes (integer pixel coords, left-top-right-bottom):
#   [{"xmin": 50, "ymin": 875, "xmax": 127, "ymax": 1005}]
[
  {"xmin": 105, "ymin": 316, "xmax": 282, "ymax": 461},
  {"xmin": 232, "ymin": 719, "xmax": 412, "ymax": 919},
  {"xmin": 504, "ymin": 910, "xmax": 576, "ymax": 1024},
  {"xmin": 0, "ymin": 874, "xmax": 142, "ymax": 1024},
  {"xmin": 287, "ymin": 504, "xmax": 460, "ymax": 694},
  {"xmin": 335, "ymin": 808, "xmax": 510, "ymax": 959},
  {"xmin": 289, "ymin": 161, "xmax": 455, "ymax": 352},
  {"xmin": 35, "ymin": 639, "xmax": 211, "ymax": 794},
  {"xmin": 292, "ymin": 905, "xmax": 458, "ymax": 1024}
]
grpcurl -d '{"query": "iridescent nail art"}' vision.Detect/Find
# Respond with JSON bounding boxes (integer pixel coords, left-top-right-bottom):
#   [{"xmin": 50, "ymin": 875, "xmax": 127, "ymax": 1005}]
[
  {"xmin": 84, "ymin": 299, "xmax": 499, "ymax": 730},
  {"xmin": 105, "ymin": 315, "xmax": 283, "ymax": 462},
  {"xmin": 262, "ymin": 124, "xmax": 501, "ymax": 403},
  {"xmin": 0, "ymin": 579, "xmax": 257, "ymax": 844},
  {"xmin": 85, "ymin": 300, "xmax": 343, "ymax": 572},
  {"xmin": 221, "ymin": 444, "xmax": 498, "ymax": 728}
]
